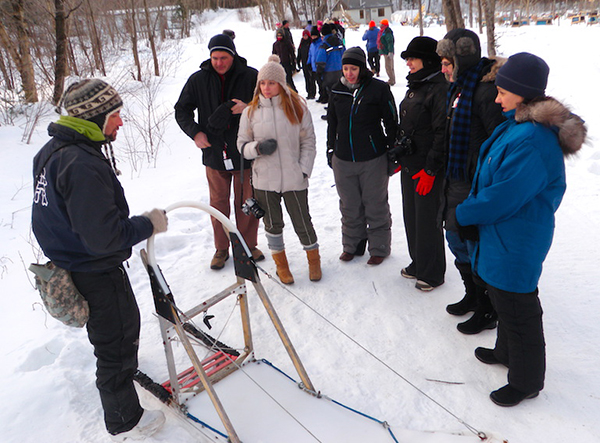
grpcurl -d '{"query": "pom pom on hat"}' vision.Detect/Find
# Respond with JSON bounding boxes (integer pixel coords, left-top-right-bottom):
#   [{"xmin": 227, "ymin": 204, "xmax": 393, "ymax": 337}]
[
  {"xmin": 495, "ymin": 52, "xmax": 549, "ymax": 99},
  {"xmin": 256, "ymin": 55, "xmax": 288, "ymax": 94}
]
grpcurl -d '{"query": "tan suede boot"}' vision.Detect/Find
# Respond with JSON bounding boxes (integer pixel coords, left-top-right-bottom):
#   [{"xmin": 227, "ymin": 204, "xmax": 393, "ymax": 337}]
[
  {"xmin": 272, "ymin": 250, "xmax": 294, "ymax": 284},
  {"xmin": 306, "ymin": 248, "xmax": 322, "ymax": 281}
]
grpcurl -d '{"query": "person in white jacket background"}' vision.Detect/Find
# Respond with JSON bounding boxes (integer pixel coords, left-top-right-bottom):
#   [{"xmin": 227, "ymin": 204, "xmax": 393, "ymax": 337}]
[{"xmin": 237, "ymin": 55, "xmax": 320, "ymax": 284}]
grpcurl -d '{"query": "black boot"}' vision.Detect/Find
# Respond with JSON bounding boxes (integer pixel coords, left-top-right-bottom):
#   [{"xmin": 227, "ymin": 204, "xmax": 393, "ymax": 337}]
[
  {"xmin": 457, "ymin": 306, "xmax": 497, "ymax": 334},
  {"xmin": 490, "ymin": 384, "xmax": 539, "ymax": 407},
  {"xmin": 446, "ymin": 262, "xmax": 478, "ymax": 316}
]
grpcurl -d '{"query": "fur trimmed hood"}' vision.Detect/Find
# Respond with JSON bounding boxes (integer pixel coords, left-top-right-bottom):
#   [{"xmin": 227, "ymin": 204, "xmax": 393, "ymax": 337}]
[
  {"xmin": 481, "ymin": 57, "xmax": 506, "ymax": 83},
  {"xmin": 515, "ymin": 97, "xmax": 586, "ymax": 157}
]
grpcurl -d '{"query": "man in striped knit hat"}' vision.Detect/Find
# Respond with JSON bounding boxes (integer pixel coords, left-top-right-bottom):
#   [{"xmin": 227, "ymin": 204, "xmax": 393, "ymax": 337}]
[{"xmin": 32, "ymin": 79, "xmax": 168, "ymax": 441}]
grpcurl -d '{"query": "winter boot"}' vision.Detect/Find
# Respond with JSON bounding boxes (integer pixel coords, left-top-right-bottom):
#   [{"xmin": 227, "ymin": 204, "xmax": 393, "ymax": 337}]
[
  {"xmin": 272, "ymin": 250, "xmax": 294, "ymax": 285},
  {"xmin": 446, "ymin": 262, "xmax": 478, "ymax": 315},
  {"xmin": 306, "ymin": 248, "xmax": 322, "ymax": 281},
  {"xmin": 457, "ymin": 308, "xmax": 497, "ymax": 334},
  {"xmin": 210, "ymin": 249, "xmax": 229, "ymax": 270}
]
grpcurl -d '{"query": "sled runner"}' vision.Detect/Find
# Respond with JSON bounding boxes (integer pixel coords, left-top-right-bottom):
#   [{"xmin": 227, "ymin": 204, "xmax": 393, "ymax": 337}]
[{"xmin": 137, "ymin": 201, "xmax": 505, "ymax": 443}]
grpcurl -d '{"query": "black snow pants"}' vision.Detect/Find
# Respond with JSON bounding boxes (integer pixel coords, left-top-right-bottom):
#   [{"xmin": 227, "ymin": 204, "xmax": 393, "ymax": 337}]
[
  {"xmin": 71, "ymin": 265, "xmax": 144, "ymax": 435},
  {"xmin": 487, "ymin": 285, "xmax": 546, "ymax": 394},
  {"xmin": 400, "ymin": 169, "xmax": 446, "ymax": 287}
]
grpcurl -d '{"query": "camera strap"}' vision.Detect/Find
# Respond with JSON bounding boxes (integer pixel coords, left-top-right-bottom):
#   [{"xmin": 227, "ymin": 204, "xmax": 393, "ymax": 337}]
[{"xmin": 239, "ymin": 143, "xmax": 254, "ymax": 210}]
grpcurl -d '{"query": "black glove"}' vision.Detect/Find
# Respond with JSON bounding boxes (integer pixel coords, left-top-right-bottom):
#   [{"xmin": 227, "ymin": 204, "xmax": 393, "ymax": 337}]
[
  {"xmin": 257, "ymin": 139, "xmax": 278, "ymax": 156},
  {"xmin": 316, "ymin": 63, "xmax": 325, "ymax": 76},
  {"xmin": 457, "ymin": 221, "xmax": 479, "ymax": 242},
  {"xmin": 207, "ymin": 100, "xmax": 235, "ymax": 133},
  {"xmin": 326, "ymin": 147, "xmax": 334, "ymax": 168}
]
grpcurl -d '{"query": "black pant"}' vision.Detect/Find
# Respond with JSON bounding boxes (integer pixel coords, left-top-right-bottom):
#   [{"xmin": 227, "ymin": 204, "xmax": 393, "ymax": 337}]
[
  {"xmin": 314, "ymin": 70, "xmax": 326, "ymax": 102},
  {"xmin": 400, "ymin": 170, "xmax": 446, "ymax": 286},
  {"xmin": 367, "ymin": 50, "xmax": 380, "ymax": 74},
  {"xmin": 488, "ymin": 285, "xmax": 546, "ymax": 393},
  {"xmin": 303, "ymin": 65, "xmax": 316, "ymax": 98},
  {"xmin": 71, "ymin": 266, "xmax": 143, "ymax": 435},
  {"xmin": 282, "ymin": 62, "xmax": 297, "ymax": 92}
]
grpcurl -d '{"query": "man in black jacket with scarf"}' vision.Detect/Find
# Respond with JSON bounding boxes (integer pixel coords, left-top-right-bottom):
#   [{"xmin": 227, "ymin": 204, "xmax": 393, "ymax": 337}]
[
  {"xmin": 32, "ymin": 79, "xmax": 168, "ymax": 441},
  {"xmin": 175, "ymin": 34, "xmax": 264, "ymax": 269},
  {"xmin": 436, "ymin": 29, "xmax": 505, "ymax": 334}
]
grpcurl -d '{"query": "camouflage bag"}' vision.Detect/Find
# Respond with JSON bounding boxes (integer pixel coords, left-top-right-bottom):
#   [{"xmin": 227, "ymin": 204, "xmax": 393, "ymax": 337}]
[{"xmin": 29, "ymin": 261, "xmax": 89, "ymax": 328}]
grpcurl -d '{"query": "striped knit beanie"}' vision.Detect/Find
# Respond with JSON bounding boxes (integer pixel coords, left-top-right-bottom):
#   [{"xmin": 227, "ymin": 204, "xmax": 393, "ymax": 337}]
[{"xmin": 61, "ymin": 79, "xmax": 123, "ymax": 133}]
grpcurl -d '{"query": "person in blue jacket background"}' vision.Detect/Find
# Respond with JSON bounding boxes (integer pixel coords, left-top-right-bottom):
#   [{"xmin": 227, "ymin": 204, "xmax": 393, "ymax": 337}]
[
  {"xmin": 315, "ymin": 23, "xmax": 345, "ymax": 107},
  {"xmin": 307, "ymin": 26, "xmax": 325, "ymax": 103},
  {"xmin": 362, "ymin": 20, "xmax": 380, "ymax": 76},
  {"xmin": 456, "ymin": 53, "xmax": 586, "ymax": 407}
]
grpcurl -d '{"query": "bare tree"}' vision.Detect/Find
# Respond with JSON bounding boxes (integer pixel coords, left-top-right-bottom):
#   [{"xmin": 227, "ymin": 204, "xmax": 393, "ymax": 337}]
[
  {"xmin": 442, "ymin": 0, "xmax": 465, "ymax": 30},
  {"xmin": 126, "ymin": 0, "xmax": 142, "ymax": 81},
  {"xmin": 52, "ymin": 0, "xmax": 68, "ymax": 105},
  {"xmin": 482, "ymin": 0, "xmax": 496, "ymax": 57},
  {"xmin": 1, "ymin": 0, "xmax": 38, "ymax": 102},
  {"xmin": 85, "ymin": 0, "xmax": 106, "ymax": 76},
  {"xmin": 142, "ymin": 0, "xmax": 160, "ymax": 76}
]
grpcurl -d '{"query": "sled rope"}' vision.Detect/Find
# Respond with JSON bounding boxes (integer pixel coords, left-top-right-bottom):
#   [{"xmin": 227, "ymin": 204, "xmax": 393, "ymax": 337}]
[
  {"xmin": 255, "ymin": 264, "xmax": 487, "ymax": 440},
  {"xmin": 186, "ymin": 412, "xmax": 229, "ymax": 439},
  {"xmin": 260, "ymin": 358, "xmax": 399, "ymax": 442},
  {"xmin": 212, "ymin": 356, "xmax": 324, "ymax": 442}
]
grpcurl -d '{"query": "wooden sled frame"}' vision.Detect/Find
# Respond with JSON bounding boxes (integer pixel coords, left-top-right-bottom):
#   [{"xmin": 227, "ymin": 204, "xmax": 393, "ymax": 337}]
[{"xmin": 141, "ymin": 201, "xmax": 315, "ymax": 443}]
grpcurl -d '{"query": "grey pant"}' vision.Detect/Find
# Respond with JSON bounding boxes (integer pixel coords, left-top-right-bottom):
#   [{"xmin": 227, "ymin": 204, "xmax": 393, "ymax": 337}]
[
  {"xmin": 332, "ymin": 154, "xmax": 391, "ymax": 257},
  {"xmin": 254, "ymin": 188, "xmax": 318, "ymax": 251}
]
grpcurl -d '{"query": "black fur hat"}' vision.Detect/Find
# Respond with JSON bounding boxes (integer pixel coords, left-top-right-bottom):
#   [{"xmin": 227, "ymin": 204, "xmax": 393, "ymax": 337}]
[{"xmin": 436, "ymin": 28, "xmax": 481, "ymax": 80}]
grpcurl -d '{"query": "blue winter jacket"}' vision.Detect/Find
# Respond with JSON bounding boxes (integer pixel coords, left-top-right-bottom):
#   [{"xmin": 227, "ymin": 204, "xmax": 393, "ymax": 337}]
[
  {"xmin": 456, "ymin": 108, "xmax": 568, "ymax": 293},
  {"xmin": 362, "ymin": 27, "xmax": 379, "ymax": 53},
  {"xmin": 32, "ymin": 120, "xmax": 153, "ymax": 272},
  {"xmin": 307, "ymin": 37, "xmax": 322, "ymax": 72},
  {"xmin": 315, "ymin": 34, "xmax": 344, "ymax": 73}
]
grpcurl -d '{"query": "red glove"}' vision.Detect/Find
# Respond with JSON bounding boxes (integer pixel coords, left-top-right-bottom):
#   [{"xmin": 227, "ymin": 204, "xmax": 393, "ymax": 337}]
[{"xmin": 412, "ymin": 169, "xmax": 435, "ymax": 196}]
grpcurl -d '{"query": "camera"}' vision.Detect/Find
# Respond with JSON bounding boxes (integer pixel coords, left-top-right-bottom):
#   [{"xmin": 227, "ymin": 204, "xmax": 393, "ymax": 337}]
[
  {"xmin": 241, "ymin": 197, "xmax": 265, "ymax": 219},
  {"xmin": 387, "ymin": 135, "xmax": 415, "ymax": 163}
]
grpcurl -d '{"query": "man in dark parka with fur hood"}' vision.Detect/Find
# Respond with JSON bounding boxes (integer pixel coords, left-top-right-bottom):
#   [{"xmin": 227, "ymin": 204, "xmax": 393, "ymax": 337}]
[{"xmin": 436, "ymin": 29, "xmax": 505, "ymax": 334}]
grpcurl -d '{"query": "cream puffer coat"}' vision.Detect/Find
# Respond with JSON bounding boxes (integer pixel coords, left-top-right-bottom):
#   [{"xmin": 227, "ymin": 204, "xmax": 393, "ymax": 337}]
[{"xmin": 237, "ymin": 94, "xmax": 316, "ymax": 193}]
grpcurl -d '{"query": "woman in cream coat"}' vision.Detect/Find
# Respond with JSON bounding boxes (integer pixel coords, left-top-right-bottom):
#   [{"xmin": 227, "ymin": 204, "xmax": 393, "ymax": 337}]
[{"xmin": 237, "ymin": 55, "xmax": 319, "ymax": 284}]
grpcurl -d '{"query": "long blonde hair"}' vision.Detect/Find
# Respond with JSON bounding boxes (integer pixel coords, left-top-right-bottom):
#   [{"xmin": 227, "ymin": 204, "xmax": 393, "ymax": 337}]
[{"xmin": 248, "ymin": 83, "xmax": 305, "ymax": 125}]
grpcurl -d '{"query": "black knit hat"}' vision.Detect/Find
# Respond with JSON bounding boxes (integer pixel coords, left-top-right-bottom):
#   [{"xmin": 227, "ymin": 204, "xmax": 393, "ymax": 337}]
[
  {"xmin": 310, "ymin": 26, "xmax": 320, "ymax": 37},
  {"xmin": 496, "ymin": 52, "xmax": 549, "ymax": 99},
  {"xmin": 401, "ymin": 36, "xmax": 440, "ymax": 63},
  {"xmin": 321, "ymin": 23, "xmax": 333, "ymax": 36},
  {"xmin": 436, "ymin": 28, "xmax": 480, "ymax": 79},
  {"xmin": 60, "ymin": 79, "xmax": 123, "ymax": 133},
  {"xmin": 342, "ymin": 47, "xmax": 367, "ymax": 68},
  {"xmin": 208, "ymin": 34, "xmax": 236, "ymax": 56}
]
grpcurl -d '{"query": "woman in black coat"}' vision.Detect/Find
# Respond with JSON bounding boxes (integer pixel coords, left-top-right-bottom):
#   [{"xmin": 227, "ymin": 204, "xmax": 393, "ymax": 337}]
[
  {"xmin": 327, "ymin": 47, "xmax": 398, "ymax": 264},
  {"xmin": 395, "ymin": 36, "xmax": 448, "ymax": 291}
]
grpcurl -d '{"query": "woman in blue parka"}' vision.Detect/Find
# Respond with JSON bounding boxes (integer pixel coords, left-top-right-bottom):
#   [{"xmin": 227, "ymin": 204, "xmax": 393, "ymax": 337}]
[{"xmin": 456, "ymin": 53, "xmax": 586, "ymax": 407}]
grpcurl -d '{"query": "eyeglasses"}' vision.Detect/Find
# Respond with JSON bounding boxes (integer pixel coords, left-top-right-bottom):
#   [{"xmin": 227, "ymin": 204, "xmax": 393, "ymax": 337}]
[{"xmin": 441, "ymin": 61, "xmax": 453, "ymax": 67}]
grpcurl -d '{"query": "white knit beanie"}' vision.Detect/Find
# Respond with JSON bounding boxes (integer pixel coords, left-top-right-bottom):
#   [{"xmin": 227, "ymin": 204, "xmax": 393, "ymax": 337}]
[{"xmin": 256, "ymin": 55, "xmax": 289, "ymax": 95}]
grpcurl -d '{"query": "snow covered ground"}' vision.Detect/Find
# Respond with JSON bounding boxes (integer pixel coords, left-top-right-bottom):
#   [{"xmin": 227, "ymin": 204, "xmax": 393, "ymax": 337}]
[{"xmin": 1, "ymin": 8, "xmax": 599, "ymax": 443}]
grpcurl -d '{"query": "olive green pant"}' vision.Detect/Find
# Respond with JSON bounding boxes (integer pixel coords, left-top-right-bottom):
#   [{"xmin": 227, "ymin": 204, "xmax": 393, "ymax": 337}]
[{"xmin": 254, "ymin": 189, "xmax": 318, "ymax": 251}]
